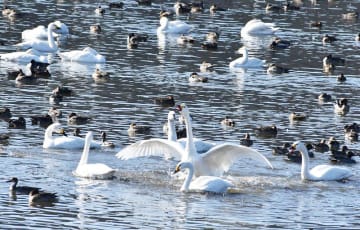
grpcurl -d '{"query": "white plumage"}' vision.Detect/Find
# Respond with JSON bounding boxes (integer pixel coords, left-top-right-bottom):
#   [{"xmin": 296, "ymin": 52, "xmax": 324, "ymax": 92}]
[
  {"xmin": 241, "ymin": 19, "xmax": 278, "ymax": 36},
  {"xmin": 157, "ymin": 16, "xmax": 193, "ymax": 34},
  {"xmin": 229, "ymin": 47, "xmax": 266, "ymax": 68},
  {"xmin": 59, "ymin": 47, "xmax": 106, "ymax": 63}
]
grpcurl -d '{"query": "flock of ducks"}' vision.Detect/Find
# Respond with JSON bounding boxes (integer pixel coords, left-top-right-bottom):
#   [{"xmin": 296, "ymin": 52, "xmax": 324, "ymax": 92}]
[{"xmin": 1, "ymin": 0, "xmax": 359, "ymax": 206}]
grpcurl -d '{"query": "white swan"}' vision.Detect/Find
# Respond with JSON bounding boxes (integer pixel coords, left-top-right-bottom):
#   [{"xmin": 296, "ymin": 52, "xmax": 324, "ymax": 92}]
[
  {"xmin": 43, "ymin": 123, "xmax": 101, "ymax": 149},
  {"xmin": 0, "ymin": 49, "xmax": 48, "ymax": 63},
  {"xmin": 14, "ymin": 22, "xmax": 59, "ymax": 53},
  {"xmin": 21, "ymin": 21, "xmax": 69, "ymax": 41},
  {"xmin": 73, "ymin": 131, "xmax": 116, "ymax": 179},
  {"xmin": 157, "ymin": 16, "xmax": 193, "ymax": 34},
  {"xmin": 292, "ymin": 141, "xmax": 353, "ymax": 181},
  {"xmin": 58, "ymin": 47, "xmax": 106, "ymax": 63},
  {"xmin": 174, "ymin": 161, "xmax": 234, "ymax": 193},
  {"xmin": 240, "ymin": 19, "xmax": 279, "ymax": 36},
  {"xmin": 117, "ymin": 103, "xmax": 273, "ymax": 177},
  {"xmin": 229, "ymin": 47, "xmax": 266, "ymax": 68}
]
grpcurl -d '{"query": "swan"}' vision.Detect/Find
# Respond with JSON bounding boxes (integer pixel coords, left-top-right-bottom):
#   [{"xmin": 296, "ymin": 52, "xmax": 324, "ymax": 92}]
[
  {"xmin": 73, "ymin": 131, "xmax": 116, "ymax": 179},
  {"xmin": 43, "ymin": 123, "xmax": 101, "ymax": 149},
  {"xmin": 174, "ymin": 161, "xmax": 234, "ymax": 193},
  {"xmin": 58, "ymin": 47, "xmax": 106, "ymax": 63},
  {"xmin": 157, "ymin": 16, "xmax": 193, "ymax": 34},
  {"xmin": 240, "ymin": 19, "xmax": 279, "ymax": 36},
  {"xmin": 14, "ymin": 22, "xmax": 59, "ymax": 53},
  {"xmin": 21, "ymin": 21, "xmax": 69, "ymax": 41},
  {"xmin": 0, "ymin": 48, "xmax": 49, "ymax": 63},
  {"xmin": 229, "ymin": 47, "xmax": 266, "ymax": 68},
  {"xmin": 117, "ymin": 103, "xmax": 273, "ymax": 177},
  {"xmin": 291, "ymin": 141, "xmax": 353, "ymax": 181}
]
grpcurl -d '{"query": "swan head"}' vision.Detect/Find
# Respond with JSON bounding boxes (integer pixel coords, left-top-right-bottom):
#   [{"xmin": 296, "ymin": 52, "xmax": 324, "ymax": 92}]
[
  {"xmin": 173, "ymin": 161, "xmax": 193, "ymax": 174},
  {"xmin": 6, "ymin": 177, "xmax": 18, "ymax": 183},
  {"xmin": 86, "ymin": 131, "xmax": 93, "ymax": 140},
  {"xmin": 236, "ymin": 46, "xmax": 247, "ymax": 54},
  {"xmin": 290, "ymin": 141, "xmax": 307, "ymax": 153}
]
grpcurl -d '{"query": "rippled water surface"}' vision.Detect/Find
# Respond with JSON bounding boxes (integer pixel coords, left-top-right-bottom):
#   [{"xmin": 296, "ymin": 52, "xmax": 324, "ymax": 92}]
[{"xmin": 1, "ymin": 0, "xmax": 360, "ymax": 229}]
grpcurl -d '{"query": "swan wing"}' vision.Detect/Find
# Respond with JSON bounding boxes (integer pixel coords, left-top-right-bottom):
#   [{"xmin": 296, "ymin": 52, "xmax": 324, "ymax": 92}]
[
  {"xmin": 116, "ymin": 138, "xmax": 185, "ymax": 160},
  {"xmin": 177, "ymin": 137, "xmax": 216, "ymax": 153},
  {"xmin": 200, "ymin": 143, "xmax": 273, "ymax": 176},
  {"xmin": 310, "ymin": 165, "xmax": 352, "ymax": 181}
]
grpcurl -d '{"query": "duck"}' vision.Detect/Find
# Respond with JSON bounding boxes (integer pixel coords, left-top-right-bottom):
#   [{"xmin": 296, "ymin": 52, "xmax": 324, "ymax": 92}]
[
  {"xmin": 49, "ymin": 91, "xmax": 63, "ymax": 105},
  {"xmin": 200, "ymin": 61, "xmax": 215, "ymax": 72},
  {"xmin": 29, "ymin": 60, "xmax": 51, "ymax": 78},
  {"xmin": 285, "ymin": 143, "xmax": 314, "ymax": 163},
  {"xmin": 52, "ymin": 85, "xmax": 73, "ymax": 96},
  {"xmin": 229, "ymin": 46, "xmax": 266, "ymax": 69},
  {"xmin": 318, "ymin": 93, "xmax": 332, "ymax": 102},
  {"xmin": 190, "ymin": 1, "xmax": 204, "ymax": 13},
  {"xmin": 137, "ymin": 0, "xmax": 152, "ymax": 6},
  {"xmin": 206, "ymin": 31, "xmax": 220, "ymax": 43},
  {"xmin": 291, "ymin": 141, "xmax": 352, "ymax": 181},
  {"xmin": 0, "ymin": 48, "xmax": 49, "ymax": 63},
  {"xmin": 15, "ymin": 69, "xmax": 37, "ymax": 84},
  {"xmin": 173, "ymin": 161, "xmax": 234, "ymax": 194},
  {"xmin": 355, "ymin": 33, "xmax": 360, "ymax": 41},
  {"xmin": 173, "ymin": 1, "xmax": 191, "ymax": 14},
  {"xmin": 43, "ymin": 123, "xmax": 101, "ymax": 149},
  {"xmin": 95, "ymin": 5, "xmax": 105, "ymax": 15},
  {"xmin": 100, "ymin": 131, "xmax": 115, "ymax": 148},
  {"xmin": 209, "ymin": 4, "xmax": 227, "ymax": 13},
  {"xmin": 269, "ymin": 37, "xmax": 291, "ymax": 49},
  {"xmin": 157, "ymin": 16, "xmax": 193, "ymax": 34},
  {"xmin": 6, "ymin": 177, "xmax": 41, "ymax": 195},
  {"xmin": 201, "ymin": 41, "xmax": 218, "ymax": 50},
  {"xmin": 21, "ymin": 21, "xmax": 69, "ymax": 41},
  {"xmin": 90, "ymin": 24, "xmax": 101, "ymax": 33},
  {"xmin": 289, "ymin": 112, "xmax": 307, "ymax": 122},
  {"xmin": 59, "ymin": 47, "xmax": 106, "ymax": 63},
  {"xmin": 265, "ymin": 3, "xmax": 282, "ymax": 12},
  {"xmin": 2, "ymin": 6, "xmax": 19, "ymax": 18},
  {"xmin": 189, "ymin": 72, "xmax": 208, "ymax": 83},
  {"xmin": 73, "ymin": 131, "xmax": 117, "ymax": 179},
  {"xmin": 344, "ymin": 123, "xmax": 360, "ymax": 133},
  {"xmin": 255, "ymin": 124, "xmax": 277, "ymax": 138},
  {"xmin": 117, "ymin": 103, "xmax": 273, "ymax": 177},
  {"xmin": 267, "ymin": 63, "xmax": 289, "ymax": 74},
  {"xmin": 240, "ymin": 19, "xmax": 279, "ymax": 36},
  {"xmin": 221, "ymin": 116, "xmax": 235, "ymax": 127},
  {"xmin": 344, "ymin": 129, "xmax": 358, "ymax": 142},
  {"xmin": 48, "ymin": 107, "xmax": 62, "ymax": 119},
  {"xmin": 127, "ymin": 123, "xmax": 151, "ymax": 136},
  {"xmin": 327, "ymin": 136, "xmax": 340, "ymax": 152},
  {"xmin": 283, "ymin": 2, "xmax": 300, "ymax": 11},
  {"xmin": 154, "ymin": 95, "xmax": 175, "ymax": 107},
  {"xmin": 322, "ymin": 34, "xmax": 337, "ymax": 43},
  {"xmin": 109, "ymin": 2, "xmax": 124, "ymax": 9},
  {"xmin": 342, "ymin": 12, "xmax": 358, "ymax": 20},
  {"xmin": 312, "ymin": 139, "xmax": 329, "ymax": 153},
  {"xmin": 14, "ymin": 22, "xmax": 60, "ymax": 53},
  {"xmin": 0, "ymin": 107, "xmax": 12, "ymax": 121},
  {"xmin": 323, "ymin": 54, "xmax": 345, "ymax": 67},
  {"xmin": 240, "ymin": 133, "xmax": 253, "ymax": 147},
  {"xmin": 323, "ymin": 63, "xmax": 335, "ymax": 74},
  {"xmin": 177, "ymin": 34, "xmax": 195, "ymax": 44},
  {"xmin": 310, "ymin": 21, "xmax": 322, "ymax": 28},
  {"xmin": 337, "ymin": 73, "xmax": 346, "ymax": 82},
  {"xmin": 8, "ymin": 117, "xmax": 26, "ymax": 129},
  {"xmin": 329, "ymin": 146, "xmax": 357, "ymax": 164},
  {"xmin": 29, "ymin": 188, "xmax": 58, "ymax": 205},
  {"xmin": 30, "ymin": 114, "xmax": 53, "ymax": 128},
  {"xmin": 92, "ymin": 68, "xmax": 110, "ymax": 82},
  {"xmin": 68, "ymin": 112, "xmax": 91, "ymax": 125},
  {"xmin": 334, "ymin": 98, "xmax": 350, "ymax": 115},
  {"xmin": 272, "ymin": 143, "xmax": 291, "ymax": 155}
]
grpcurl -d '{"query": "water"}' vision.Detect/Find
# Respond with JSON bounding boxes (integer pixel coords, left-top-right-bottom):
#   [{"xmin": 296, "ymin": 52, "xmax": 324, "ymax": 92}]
[{"xmin": 1, "ymin": 0, "xmax": 360, "ymax": 228}]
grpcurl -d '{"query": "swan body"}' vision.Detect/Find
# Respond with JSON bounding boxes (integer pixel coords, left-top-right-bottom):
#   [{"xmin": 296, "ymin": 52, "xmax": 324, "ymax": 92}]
[
  {"xmin": 241, "ymin": 19, "xmax": 279, "ymax": 36},
  {"xmin": 43, "ymin": 123, "xmax": 101, "ymax": 149},
  {"xmin": 0, "ymin": 49, "xmax": 48, "ymax": 63},
  {"xmin": 229, "ymin": 47, "xmax": 266, "ymax": 68},
  {"xmin": 292, "ymin": 141, "xmax": 353, "ymax": 181},
  {"xmin": 22, "ymin": 21, "xmax": 68, "ymax": 41},
  {"xmin": 174, "ymin": 161, "xmax": 234, "ymax": 193},
  {"xmin": 157, "ymin": 16, "xmax": 193, "ymax": 34},
  {"xmin": 117, "ymin": 104, "xmax": 273, "ymax": 177},
  {"xmin": 15, "ymin": 22, "xmax": 59, "ymax": 53},
  {"xmin": 73, "ymin": 131, "xmax": 116, "ymax": 179},
  {"xmin": 59, "ymin": 47, "xmax": 106, "ymax": 63}
]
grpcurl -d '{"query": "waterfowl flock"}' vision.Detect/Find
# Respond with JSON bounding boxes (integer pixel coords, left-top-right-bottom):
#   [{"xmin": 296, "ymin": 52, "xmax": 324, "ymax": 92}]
[{"xmin": 1, "ymin": 0, "xmax": 360, "ymax": 228}]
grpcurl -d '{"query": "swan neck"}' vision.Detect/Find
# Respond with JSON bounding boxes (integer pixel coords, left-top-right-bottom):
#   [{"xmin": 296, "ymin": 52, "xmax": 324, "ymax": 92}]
[
  {"xmin": 45, "ymin": 124, "xmax": 56, "ymax": 140},
  {"xmin": 78, "ymin": 133, "xmax": 91, "ymax": 166},
  {"xmin": 242, "ymin": 48, "xmax": 248, "ymax": 61},
  {"xmin": 182, "ymin": 110, "xmax": 195, "ymax": 153},
  {"xmin": 181, "ymin": 163, "xmax": 194, "ymax": 192},
  {"xmin": 168, "ymin": 120, "xmax": 177, "ymax": 141},
  {"xmin": 47, "ymin": 23, "xmax": 57, "ymax": 49},
  {"xmin": 300, "ymin": 147, "xmax": 311, "ymax": 180}
]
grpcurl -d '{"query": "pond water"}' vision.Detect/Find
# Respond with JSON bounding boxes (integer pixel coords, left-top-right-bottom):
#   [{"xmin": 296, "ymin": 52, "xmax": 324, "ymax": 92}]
[{"xmin": 0, "ymin": 0, "xmax": 360, "ymax": 229}]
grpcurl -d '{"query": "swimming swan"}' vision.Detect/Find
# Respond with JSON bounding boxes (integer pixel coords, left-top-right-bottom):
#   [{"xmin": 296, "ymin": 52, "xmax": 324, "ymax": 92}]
[
  {"xmin": 157, "ymin": 16, "xmax": 193, "ymax": 34},
  {"xmin": 43, "ymin": 123, "xmax": 101, "ymax": 149},
  {"xmin": 229, "ymin": 47, "xmax": 266, "ymax": 68},
  {"xmin": 174, "ymin": 161, "xmax": 234, "ymax": 193},
  {"xmin": 117, "ymin": 103, "xmax": 273, "ymax": 177},
  {"xmin": 58, "ymin": 47, "xmax": 106, "ymax": 63},
  {"xmin": 15, "ymin": 22, "xmax": 59, "ymax": 53},
  {"xmin": 291, "ymin": 141, "xmax": 353, "ymax": 181},
  {"xmin": 0, "ymin": 49, "xmax": 48, "ymax": 63},
  {"xmin": 241, "ymin": 19, "xmax": 279, "ymax": 36},
  {"xmin": 22, "ymin": 21, "xmax": 69, "ymax": 41},
  {"xmin": 73, "ymin": 131, "xmax": 116, "ymax": 179}
]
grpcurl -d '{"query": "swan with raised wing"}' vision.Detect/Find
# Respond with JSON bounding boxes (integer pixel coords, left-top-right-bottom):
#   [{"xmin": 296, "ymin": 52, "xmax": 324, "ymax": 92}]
[
  {"xmin": 291, "ymin": 141, "xmax": 352, "ymax": 181},
  {"xmin": 117, "ymin": 103, "xmax": 273, "ymax": 177},
  {"xmin": 43, "ymin": 123, "xmax": 101, "ymax": 149},
  {"xmin": 73, "ymin": 131, "xmax": 116, "ymax": 179}
]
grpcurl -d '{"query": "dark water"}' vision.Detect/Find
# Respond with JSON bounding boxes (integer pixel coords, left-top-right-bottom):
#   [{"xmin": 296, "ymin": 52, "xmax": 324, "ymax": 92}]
[{"xmin": 1, "ymin": 0, "xmax": 360, "ymax": 229}]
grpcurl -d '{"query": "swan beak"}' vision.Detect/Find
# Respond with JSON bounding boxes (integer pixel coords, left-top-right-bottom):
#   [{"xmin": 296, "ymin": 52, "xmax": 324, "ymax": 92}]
[
  {"xmin": 173, "ymin": 165, "xmax": 181, "ymax": 174},
  {"xmin": 59, "ymin": 128, "xmax": 67, "ymax": 136}
]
